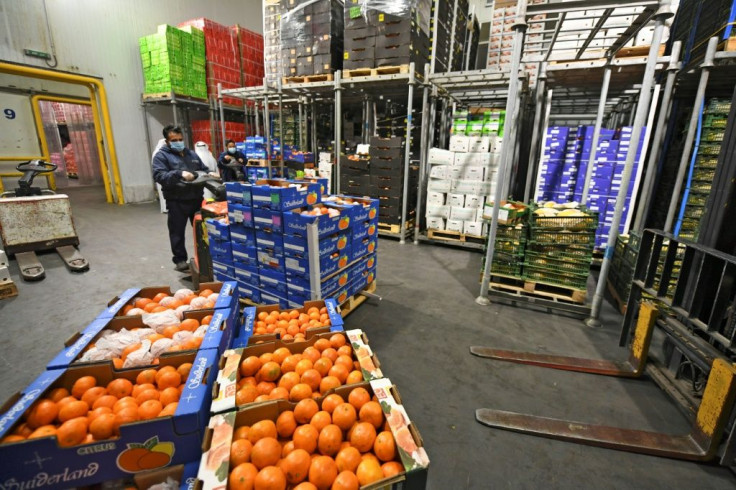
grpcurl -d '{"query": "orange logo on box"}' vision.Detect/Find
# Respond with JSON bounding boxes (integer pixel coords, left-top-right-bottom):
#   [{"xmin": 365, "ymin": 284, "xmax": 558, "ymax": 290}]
[{"xmin": 116, "ymin": 437, "xmax": 174, "ymax": 473}]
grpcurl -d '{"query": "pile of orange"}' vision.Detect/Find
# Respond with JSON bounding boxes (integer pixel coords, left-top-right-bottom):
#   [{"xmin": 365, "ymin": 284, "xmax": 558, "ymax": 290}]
[
  {"xmin": 253, "ymin": 306, "xmax": 333, "ymax": 340},
  {"xmin": 227, "ymin": 387, "xmax": 402, "ymax": 490},
  {"xmin": 122, "ymin": 288, "xmax": 219, "ymax": 316},
  {"xmin": 81, "ymin": 316, "xmax": 212, "ymax": 369},
  {"xmin": 236, "ymin": 334, "xmax": 363, "ymax": 407},
  {"xmin": 1, "ymin": 364, "xmax": 192, "ymax": 447}
]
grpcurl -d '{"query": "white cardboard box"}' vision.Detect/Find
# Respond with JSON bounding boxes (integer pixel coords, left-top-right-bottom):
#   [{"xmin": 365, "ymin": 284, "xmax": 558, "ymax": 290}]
[
  {"xmin": 448, "ymin": 166, "xmax": 463, "ymax": 179},
  {"xmin": 485, "ymin": 168, "xmax": 498, "ymax": 183},
  {"xmin": 450, "ymin": 206, "xmax": 476, "ymax": 221},
  {"xmin": 477, "ymin": 182, "xmax": 497, "ymax": 196},
  {"xmin": 426, "ymin": 204, "xmax": 450, "ymax": 218},
  {"xmin": 464, "ymin": 194, "xmax": 485, "ymax": 209},
  {"xmin": 453, "ymin": 152, "xmax": 493, "ymax": 166},
  {"xmin": 461, "ymin": 166, "xmax": 485, "ymax": 181},
  {"xmin": 426, "ymin": 191, "xmax": 445, "ymax": 205},
  {"xmin": 426, "ymin": 217, "xmax": 445, "ymax": 230},
  {"xmin": 464, "ymin": 221, "xmax": 486, "ymax": 236},
  {"xmin": 448, "ymin": 193, "xmax": 465, "ymax": 207},
  {"xmin": 428, "ymin": 148, "xmax": 454, "ymax": 165},
  {"xmin": 468, "ymin": 136, "xmax": 491, "ymax": 153},
  {"xmin": 449, "ymin": 135, "xmax": 469, "ymax": 152},
  {"xmin": 429, "ymin": 164, "xmax": 449, "ymax": 179},
  {"xmin": 428, "ymin": 178, "xmax": 452, "ymax": 193},
  {"xmin": 475, "ymin": 207, "xmax": 485, "ymax": 221},
  {"xmin": 446, "ymin": 219, "xmax": 464, "ymax": 232},
  {"xmin": 451, "ymin": 179, "xmax": 483, "ymax": 194}
]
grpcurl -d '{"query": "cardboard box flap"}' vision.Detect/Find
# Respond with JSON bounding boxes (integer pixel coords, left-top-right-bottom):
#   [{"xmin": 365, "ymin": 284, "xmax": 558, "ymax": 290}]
[
  {"xmin": 103, "ymin": 288, "xmax": 139, "ymax": 318},
  {"xmin": 0, "ymin": 369, "xmax": 65, "ymax": 437}
]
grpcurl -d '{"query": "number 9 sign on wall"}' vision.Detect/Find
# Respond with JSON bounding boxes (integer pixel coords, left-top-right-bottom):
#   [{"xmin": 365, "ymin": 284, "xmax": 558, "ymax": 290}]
[{"xmin": 0, "ymin": 93, "xmax": 42, "ymax": 158}]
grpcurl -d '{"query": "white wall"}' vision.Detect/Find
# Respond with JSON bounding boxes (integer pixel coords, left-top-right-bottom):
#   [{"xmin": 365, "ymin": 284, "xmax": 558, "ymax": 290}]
[{"xmin": 0, "ymin": 0, "xmax": 262, "ymax": 203}]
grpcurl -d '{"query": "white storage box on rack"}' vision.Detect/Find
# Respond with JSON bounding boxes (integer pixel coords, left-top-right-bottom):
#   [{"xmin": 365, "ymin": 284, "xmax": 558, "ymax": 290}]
[{"xmin": 426, "ymin": 134, "xmax": 500, "ymax": 234}]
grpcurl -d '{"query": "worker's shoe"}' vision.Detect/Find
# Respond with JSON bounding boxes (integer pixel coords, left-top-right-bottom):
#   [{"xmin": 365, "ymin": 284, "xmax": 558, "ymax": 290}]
[{"xmin": 174, "ymin": 261, "xmax": 189, "ymax": 272}]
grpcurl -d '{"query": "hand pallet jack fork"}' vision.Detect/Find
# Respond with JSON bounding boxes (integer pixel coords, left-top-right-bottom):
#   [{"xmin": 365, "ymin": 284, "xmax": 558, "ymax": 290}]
[
  {"xmin": 0, "ymin": 160, "xmax": 89, "ymax": 281},
  {"xmin": 471, "ymin": 301, "xmax": 736, "ymax": 461}
]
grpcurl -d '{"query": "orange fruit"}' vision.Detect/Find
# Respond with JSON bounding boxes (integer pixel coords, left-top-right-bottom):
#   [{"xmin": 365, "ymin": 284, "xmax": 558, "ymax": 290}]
[
  {"xmin": 143, "ymin": 302, "xmax": 160, "ymax": 313},
  {"xmin": 236, "ymin": 385, "xmax": 259, "ymax": 406},
  {"xmin": 321, "ymin": 394, "xmax": 344, "ymax": 414},
  {"xmin": 230, "ymin": 438, "xmax": 253, "ymax": 467},
  {"xmin": 80, "ymin": 387, "xmax": 107, "ymax": 408},
  {"xmin": 308, "ymin": 455, "xmax": 338, "ymax": 489},
  {"xmin": 293, "ymin": 483, "xmax": 318, "ymax": 490},
  {"xmin": 292, "ymin": 424, "xmax": 319, "ymax": 453},
  {"xmin": 373, "ymin": 431, "xmax": 396, "ymax": 462},
  {"xmin": 319, "ymin": 376, "xmax": 341, "ymax": 394},
  {"xmin": 282, "ymin": 448, "xmax": 311, "ymax": 485},
  {"xmin": 294, "ymin": 398, "xmax": 319, "ymax": 424},
  {"xmin": 259, "ymin": 361, "xmax": 281, "ymax": 382},
  {"xmin": 335, "ymin": 355, "xmax": 354, "ymax": 372},
  {"xmin": 2, "ymin": 434, "xmax": 26, "ymax": 443},
  {"xmin": 132, "ymin": 383, "xmax": 155, "ymax": 398},
  {"xmin": 254, "ymin": 465, "xmax": 286, "ymax": 490},
  {"xmin": 329, "ymin": 334, "xmax": 346, "ymax": 349},
  {"xmin": 229, "ymin": 462, "xmax": 258, "ymax": 490},
  {"xmin": 88, "ymin": 405, "xmax": 113, "ymax": 421},
  {"xmin": 328, "ymin": 365, "xmax": 348, "ymax": 384},
  {"xmin": 345, "ymin": 371, "xmax": 363, "ymax": 385},
  {"xmin": 309, "ymin": 411, "xmax": 332, "ymax": 432},
  {"xmin": 347, "ymin": 388, "xmax": 370, "ymax": 411},
  {"xmin": 250, "ymin": 437, "xmax": 281, "ymax": 469},
  {"xmin": 317, "ymin": 424, "xmax": 342, "ymax": 456},
  {"xmin": 295, "ymin": 359, "xmax": 314, "ymax": 377},
  {"xmin": 156, "ymin": 370, "xmax": 181, "ymax": 390},
  {"xmin": 332, "ymin": 471, "xmax": 359, "ymax": 490},
  {"xmin": 89, "ymin": 413, "xmax": 116, "ymax": 440},
  {"xmin": 349, "ymin": 422, "xmax": 376, "ymax": 453},
  {"xmin": 134, "ymin": 298, "xmax": 152, "ymax": 309},
  {"xmin": 138, "ymin": 399, "xmax": 163, "ymax": 420},
  {"xmin": 314, "ymin": 338, "xmax": 331, "ymax": 352},
  {"xmin": 358, "ymin": 401, "xmax": 384, "ymax": 429},
  {"xmin": 199, "ymin": 288, "xmax": 214, "ymax": 297},
  {"xmin": 135, "ymin": 388, "xmax": 160, "ymax": 405},
  {"xmin": 301, "ymin": 347, "xmax": 320, "ymax": 363},
  {"xmin": 381, "ymin": 461, "xmax": 403, "ymax": 477},
  {"xmin": 282, "ymin": 440, "xmax": 296, "ymax": 458},
  {"xmin": 113, "ymin": 396, "xmax": 138, "ymax": 413},
  {"xmin": 332, "ymin": 404, "xmax": 356, "ymax": 431},
  {"xmin": 159, "ymin": 402, "xmax": 178, "ymax": 417},
  {"xmin": 256, "ymin": 381, "xmax": 276, "ymax": 396},
  {"xmin": 136, "ymin": 369, "xmax": 157, "ymax": 385},
  {"xmin": 281, "ymin": 355, "xmax": 301, "ymax": 373},
  {"xmin": 234, "ymin": 426, "xmax": 250, "ymax": 441},
  {"xmin": 162, "ymin": 325, "xmax": 180, "ymax": 338},
  {"xmin": 248, "ymin": 420, "xmax": 278, "ymax": 444},
  {"xmin": 47, "ymin": 387, "xmax": 70, "ymax": 403},
  {"xmin": 278, "ymin": 371, "xmax": 301, "ymax": 392},
  {"xmin": 27, "ymin": 425, "xmax": 57, "ymax": 439},
  {"xmin": 71, "ymin": 376, "xmax": 97, "ymax": 399},
  {"xmin": 107, "ymin": 378, "xmax": 134, "ymax": 398},
  {"xmin": 92, "ymin": 395, "xmax": 118, "ymax": 410},
  {"xmin": 276, "ymin": 411, "xmax": 297, "ymax": 438},
  {"xmin": 356, "ymin": 458, "xmax": 383, "ymax": 486},
  {"xmin": 56, "ymin": 417, "xmax": 88, "ymax": 447},
  {"xmin": 300, "ymin": 370, "xmax": 322, "ymax": 392},
  {"xmin": 335, "ymin": 446, "xmax": 362, "ymax": 473},
  {"xmin": 313, "ymin": 358, "xmax": 333, "ymax": 377},
  {"xmin": 179, "ymin": 319, "xmax": 199, "ymax": 332},
  {"xmin": 113, "ymin": 406, "xmax": 139, "ymax": 434},
  {"xmin": 177, "ymin": 363, "xmax": 193, "ymax": 380},
  {"xmin": 152, "ymin": 293, "xmax": 168, "ymax": 303},
  {"xmin": 58, "ymin": 400, "xmax": 89, "ymax": 422},
  {"xmin": 159, "ymin": 387, "xmax": 180, "ymax": 406},
  {"xmin": 272, "ymin": 347, "xmax": 291, "ymax": 365},
  {"xmin": 289, "ymin": 383, "xmax": 312, "ymax": 402},
  {"xmin": 201, "ymin": 314, "xmax": 213, "ymax": 325},
  {"xmin": 26, "ymin": 400, "xmax": 58, "ymax": 428},
  {"xmin": 321, "ymin": 348, "xmax": 338, "ymax": 363}
]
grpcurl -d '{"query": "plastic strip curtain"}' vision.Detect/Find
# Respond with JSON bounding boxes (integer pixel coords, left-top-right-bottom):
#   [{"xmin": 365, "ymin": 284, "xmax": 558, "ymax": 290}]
[
  {"xmin": 66, "ymin": 104, "xmax": 103, "ymax": 185},
  {"xmin": 38, "ymin": 100, "xmax": 68, "ymax": 188}
]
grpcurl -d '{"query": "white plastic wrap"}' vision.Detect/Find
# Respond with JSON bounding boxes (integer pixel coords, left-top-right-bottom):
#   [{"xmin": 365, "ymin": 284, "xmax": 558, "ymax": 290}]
[
  {"xmin": 142, "ymin": 310, "xmax": 181, "ymax": 332},
  {"xmin": 150, "ymin": 338, "xmax": 176, "ymax": 358},
  {"xmin": 122, "ymin": 340, "xmax": 154, "ymax": 368},
  {"xmin": 148, "ymin": 478, "xmax": 180, "ymax": 490},
  {"xmin": 194, "ymin": 325, "xmax": 208, "ymax": 338},
  {"xmin": 189, "ymin": 297, "xmax": 210, "ymax": 309},
  {"xmin": 174, "ymin": 288, "xmax": 194, "ymax": 300}
]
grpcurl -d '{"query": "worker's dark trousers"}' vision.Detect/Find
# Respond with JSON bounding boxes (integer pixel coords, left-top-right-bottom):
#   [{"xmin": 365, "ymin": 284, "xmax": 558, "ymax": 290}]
[{"xmin": 167, "ymin": 199, "xmax": 201, "ymax": 264}]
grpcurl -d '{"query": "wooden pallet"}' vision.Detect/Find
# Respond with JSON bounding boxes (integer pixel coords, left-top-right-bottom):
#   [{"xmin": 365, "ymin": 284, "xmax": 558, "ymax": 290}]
[
  {"xmin": 378, "ymin": 219, "xmax": 414, "ymax": 234},
  {"xmin": 615, "ymin": 44, "xmax": 665, "ymax": 58},
  {"xmin": 427, "ymin": 228, "xmax": 486, "ymax": 246},
  {"xmin": 339, "ymin": 280, "xmax": 376, "ymax": 318},
  {"xmin": 344, "ymin": 64, "xmax": 410, "ymax": 79},
  {"xmin": 0, "ymin": 280, "xmax": 18, "ymax": 300},
  {"xmin": 719, "ymin": 37, "xmax": 736, "ymax": 52},
  {"xmin": 282, "ymin": 73, "xmax": 334, "ymax": 84},
  {"xmin": 606, "ymin": 278, "xmax": 628, "ymax": 315},
  {"xmin": 489, "ymin": 274, "xmax": 587, "ymax": 304}
]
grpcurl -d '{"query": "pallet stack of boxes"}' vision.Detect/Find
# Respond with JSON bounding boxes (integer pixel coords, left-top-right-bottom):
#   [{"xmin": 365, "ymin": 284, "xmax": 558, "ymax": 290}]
[
  {"xmin": 263, "ymin": 0, "xmax": 283, "ymax": 85},
  {"xmin": 232, "ymin": 25, "xmax": 265, "ymax": 87},
  {"xmin": 208, "ymin": 179, "xmax": 378, "ymax": 309},
  {"xmin": 343, "ymin": 0, "xmax": 432, "ymax": 74},
  {"xmin": 425, "ymin": 134, "xmax": 501, "ymax": 237},
  {"xmin": 139, "ymin": 24, "xmax": 207, "ymax": 99},
  {"xmin": 450, "ymin": 0, "xmax": 469, "ymax": 71},
  {"xmin": 537, "ymin": 125, "xmax": 647, "ymax": 250},
  {"xmin": 430, "ymin": 0, "xmax": 454, "ymax": 72},
  {"xmin": 369, "ymin": 136, "xmax": 418, "ymax": 226},
  {"xmin": 281, "ymin": 0, "xmax": 344, "ymax": 78}
]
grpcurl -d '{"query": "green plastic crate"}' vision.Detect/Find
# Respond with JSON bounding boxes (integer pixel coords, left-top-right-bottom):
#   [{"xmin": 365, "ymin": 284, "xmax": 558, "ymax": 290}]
[
  {"xmin": 528, "ymin": 229, "xmax": 596, "ymax": 246},
  {"xmin": 522, "ymin": 265, "xmax": 589, "ymax": 290},
  {"xmin": 524, "ymin": 252, "xmax": 591, "ymax": 275},
  {"xmin": 529, "ymin": 209, "xmax": 598, "ymax": 232}
]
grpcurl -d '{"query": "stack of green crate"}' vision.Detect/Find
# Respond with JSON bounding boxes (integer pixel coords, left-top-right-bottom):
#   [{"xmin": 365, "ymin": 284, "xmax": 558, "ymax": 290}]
[
  {"xmin": 482, "ymin": 223, "xmax": 527, "ymax": 278},
  {"xmin": 523, "ymin": 206, "xmax": 598, "ymax": 290},
  {"xmin": 139, "ymin": 25, "xmax": 206, "ymax": 99},
  {"xmin": 179, "ymin": 25, "xmax": 207, "ymax": 99},
  {"xmin": 482, "ymin": 110, "xmax": 505, "ymax": 137},
  {"xmin": 678, "ymin": 98, "xmax": 731, "ymax": 240},
  {"xmin": 452, "ymin": 109, "xmax": 468, "ymax": 134}
]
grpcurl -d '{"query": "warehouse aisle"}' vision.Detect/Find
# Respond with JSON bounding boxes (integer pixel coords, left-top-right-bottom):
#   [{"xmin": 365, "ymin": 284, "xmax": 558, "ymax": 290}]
[{"xmin": 0, "ymin": 188, "xmax": 734, "ymax": 488}]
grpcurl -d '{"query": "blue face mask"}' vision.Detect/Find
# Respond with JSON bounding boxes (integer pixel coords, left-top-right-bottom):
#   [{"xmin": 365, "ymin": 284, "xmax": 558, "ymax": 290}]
[
  {"xmin": 170, "ymin": 141, "xmax": 185, "ymax": 152},
  {"xmin": 228, "ymin": 147, "xmax": 237, "ymax": 154}
]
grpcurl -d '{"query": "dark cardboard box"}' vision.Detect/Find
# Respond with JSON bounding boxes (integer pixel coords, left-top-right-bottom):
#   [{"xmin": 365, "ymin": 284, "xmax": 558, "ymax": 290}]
[
  {"xmin": 370, "ymin": 146, "xmax": 403, "ymax": 159},
  {"xmin": 371, "ymin": 136, "xmax": 403, "ymax": 148}
]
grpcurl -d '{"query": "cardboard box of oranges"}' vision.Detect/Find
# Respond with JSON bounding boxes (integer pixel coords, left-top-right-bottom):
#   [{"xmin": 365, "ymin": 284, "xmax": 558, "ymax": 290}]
[
  {"xmin": 210, "ymin": 329, "xmax": 382, "ymax": 415},
  {"xmin": 101, "ymin": 281, "xmax": 239, "ymax": 320},
  {"xmin": 46, "ymin": 307, "xmax": 238, "ymax": 371},
  {"xmin": 131, "ymin": 461, "xmax": 199, "ymax": 489},
  {"xmin": 196, "ymin": 379, "xmax": 429, "ymax": 489},
  {"xmin": 0, "ymin": 350, "xmax": 218, "ymax": 489},
  {"xmin": 238, "ymin": 299, "xmax": 344, "ymax": 347}
]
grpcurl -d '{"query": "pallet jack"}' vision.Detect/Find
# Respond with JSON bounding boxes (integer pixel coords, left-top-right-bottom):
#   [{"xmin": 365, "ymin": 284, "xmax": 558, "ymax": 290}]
[{"xmin": 0, "ymin": 160, "xmax": 89, "ymax": 281}]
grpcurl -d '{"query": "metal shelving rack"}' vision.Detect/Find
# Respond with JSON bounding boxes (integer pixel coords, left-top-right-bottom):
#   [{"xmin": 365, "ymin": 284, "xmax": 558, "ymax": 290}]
[{"xmin": 221, "ymin": 63, "xmax": 426, "ymax": 243}]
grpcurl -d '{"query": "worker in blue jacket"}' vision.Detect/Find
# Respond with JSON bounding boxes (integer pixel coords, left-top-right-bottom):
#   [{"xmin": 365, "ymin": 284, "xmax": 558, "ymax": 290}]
[
  {"xmin": 217, "ymin": 139, "xmax": 246, "ymax": 182},
  {"xmin": 152, "ymin": 125, "xmax": 215, "ymax": 272}
]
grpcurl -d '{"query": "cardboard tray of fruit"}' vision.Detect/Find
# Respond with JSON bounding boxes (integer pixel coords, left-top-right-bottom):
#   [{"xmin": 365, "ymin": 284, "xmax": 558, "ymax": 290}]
[
  {"xmin": 46, "ymin": 307, "xmax": 238, "ymax": 371},
  {"xmin": 325, "ymin": 195, "xmax": 379, "ymax": 222},
  {"xmin": 210, "ymin": 329, "xmax": 382, "ymax": 415},
  {"xmin": 250, "ymin": 179, "xmax": 321, "ymax": 211},
  {"xmin": 197, "ymin": 379, "xmax": 429, "ymax": 490},
  {"xmin": 239, "ymin": 299, "xmax": 344, "ymax": 346},
  {"xmin": 0, "ymin": 350, "xmax": 218, "ymax": 489},
  {"xmin": 282, "ymin": 204, "xmax": 352, "ymax": 238},
  {"xmin": 103, "ymin": 282, "xmax": 239, "ymax": 321}
]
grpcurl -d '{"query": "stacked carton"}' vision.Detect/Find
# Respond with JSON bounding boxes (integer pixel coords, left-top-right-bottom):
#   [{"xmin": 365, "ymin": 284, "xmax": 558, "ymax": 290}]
[
  {"xmin": 343, "ymin": 0, "xmax": 432, "ymax": 73},
  {"xmin": 425, "ymin": 134, "xmax": 501, "ymax": 236},
  {"xmin": 281, "ymin": 0, "xmax": 344, "ymax": 77},
  {"xmin": 209, "ymin": 180, "xmax": 378, "ymax": 308},
  {"xmin": 190, "ymin": 120, "xmax": 250, "ymax": 149},
  {"xmin": 486, "ymin": 1, "xmax": 544, "ymax": 85},
  {"xmin": 139, "ymin": 25, "xmax": 207, "ymax": 99},
  {"xmin": 232, "ymin": 25, "xmax": 265, "ymax": 87}
]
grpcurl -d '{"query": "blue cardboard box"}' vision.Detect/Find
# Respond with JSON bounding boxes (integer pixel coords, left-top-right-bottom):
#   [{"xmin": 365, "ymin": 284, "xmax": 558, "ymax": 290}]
[
  {"xmin": 229, "ymin": 224, "xmax": 256, "ymax": 247},
  {"xmin": 205, "ymin": 218, "xmax": 230, "ymax": 241},
  {"xmin": 283, "ymin": 247, "xmax": 350, "ymax": 279},
  {"xmin": 282, "ymin": 205, "xmax": 351, "ymax": 238},
  {"xmin": 231, "ymin": 241, "xmax": 257, "ymax": 263},
  {"xmin": 349, "ymin": 237, "xmax": 377, "ymax": 262},
  {"xmin": 250, "ymin": 179, "xmax": 321, "ymax": 211},
  {"xmin": 236, "ymin": 281, "xmax": 262, "ymax": 304},
  {"xmin": 255, "ymin": 229, "xmax": 285, "ymax": 255},
  {"xmin": 1, "ymin": 350, "xmax": 218, "ymax": 488},
  {"xmin": 259, "ymin": 288, "xmax": 289, "ymax": 309},
  {"xmin": 301, "ymin": 177, "xmax": 329, "ymax": 195},
  {"xmin": 213, "ymin": 270, "xmax": 236, "ymax": 283},
  {"xmin": 209, "ymin": 240, "xmax": 232, "ymax": 263},
  {"xmin": 234, "ymin": 263, "xmax": 259, "ymax": 287},
  {"xmin": 327, "ymin": 195, "xmax": 379, "ymax": 222},
  {"xmin": 225, "ymin": 182, "xmax": 252, "ymax": 205},
  {"xmin": 252, "ymin": 207, "xmax": 284, "ymax": 233},
  {"xmin": 227, "ymin": 203, "xmax": 253, "ymax": 227},
  {"xmin": 351, "ymin": 219, "xmax": 378, "ymax": 241},
  {"xmin": 212, "ymin": 258, "xmax": 235, "ymax": 279},
  {"xmin": 283, "ymin": 231, "xmax": 351, "ymax": 259},
  {"xmin": 259, "ymin": 267, "xmax": 287, "ymax": 294},
  {"xmin": 256, "ymin": 249, "xmax": 285, "ymax": 272}
]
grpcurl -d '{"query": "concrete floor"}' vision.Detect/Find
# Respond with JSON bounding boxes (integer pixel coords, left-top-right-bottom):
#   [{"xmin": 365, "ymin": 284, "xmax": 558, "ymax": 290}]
[{"xmin": 1, "ymin": 186, "xmax": 734, "ymax": 488}]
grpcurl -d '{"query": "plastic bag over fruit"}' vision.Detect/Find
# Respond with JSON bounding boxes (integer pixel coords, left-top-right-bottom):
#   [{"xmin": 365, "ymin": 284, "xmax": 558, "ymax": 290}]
[
  {"xmin": 142, "ymin": 310, "xmax": 181, "ymax": 333},
  {"xmin": 345, "ymin": 0, "xmax": 431, "ymax": 36},
  {"xmin": 148, "ymin": 478, "xmax": 179, "ymax": 490},
  {"xmin": 279, "ymin": 0, "xmax": 345, "ymax": 73}
]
